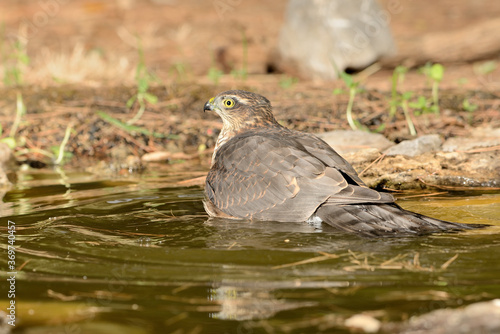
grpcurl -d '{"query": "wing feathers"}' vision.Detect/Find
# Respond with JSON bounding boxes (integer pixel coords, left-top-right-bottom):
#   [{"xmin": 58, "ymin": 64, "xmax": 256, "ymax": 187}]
[
  {"xmin": 206, "ymin": 130, "xmax": 393, "ymax": 222},
  {"xmin": 315, "ymin": 203, "xmax": 479, "ymax": 237}
]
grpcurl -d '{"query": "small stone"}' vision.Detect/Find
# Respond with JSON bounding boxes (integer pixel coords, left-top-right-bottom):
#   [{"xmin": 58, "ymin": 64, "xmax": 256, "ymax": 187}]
[
  {"xmin": 141, "ymin": 151, "xmax": 171, "ymax": 162},
  {"xmin": 384, "ymin": 134, "xmax": 442, "ymax": 157},
  {"xmin": 141, "ymin": 151, "xmax": 198, "ymax": 162},
  {"xmin": 345, "ymin": 314, "xmax": 381, "ymax": 333}
]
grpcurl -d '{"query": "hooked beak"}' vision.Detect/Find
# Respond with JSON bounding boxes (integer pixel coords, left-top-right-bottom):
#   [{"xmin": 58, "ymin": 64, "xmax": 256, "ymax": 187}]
[{"xmin": 204, "ymin": 97, "xmax": 215, "ymax": 112}]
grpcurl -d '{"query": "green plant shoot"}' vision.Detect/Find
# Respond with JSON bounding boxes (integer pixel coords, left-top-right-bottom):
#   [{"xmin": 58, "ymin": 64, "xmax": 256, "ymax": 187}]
[
  {"xmin": 230, "ymin": 29, "xmax": 248, "ymax": 80},
  {"xmin": 53, "ymin": 122, "xmax": 74, "ymax": 165},
  {"xmin": 390, "ymin": 65, "xmax": 408, "ymax": 117},
  {"xmin": 9, "ymin": 92, "xmax": 26, "ymax": 138},
  {"xmin": 207, "ymin": 51, "xmax": 223, "ymax": 85},
  {"xmin": 429, "ymin": 63, "xmax": 444, "ymax": 114},
  {"xmin": 127, "ymin": 40, "xmax": 158, "ymax": 125},
  {"xmin": 401, "ymin": 92, "xmax": 416, "ymax": 136},
  {"xmin": 279, "ymin": 75, "xmax": 298, "ymax": 89},
  {"xmin": 338, "ymin": 71, "xmax": 360, "ymax": 130}
]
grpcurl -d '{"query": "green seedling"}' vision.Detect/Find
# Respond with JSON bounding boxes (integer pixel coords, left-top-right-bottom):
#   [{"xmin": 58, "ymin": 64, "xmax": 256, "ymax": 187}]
[
  {"xmin": 3, "ymin": 93, "xmax": 73, "ymax": 164},
  {"xmin": 1, "ymin": 92, "xmax": 26, "ymax": 149},
  {"xmin": 409, "ymin": 95, "xmax": 434, "ymax": 115},
  {"xmin": 279, "ymin": 75, "xmax": 298, "ymax": 89},
  {"xmin": 373, "ymin": 123, "xmax": 386, "ymax": 133},
  {"xmin": 52, "ymin": 123, "xmax": 74, "ymax": 165},
  {"xmin": 208, "ymin": 66, "xmax": 223, "ymax": 85},
  {"xmin": 419, "ymin": 63, "xmax": 444, "ymax": 114},
  {"xmin": 389, "ymin": 65, "xmax": 408, "ymax": 116},
  {"xmin": 0, "ymin": 23, "xmax": 30, "ymax": 86},
  {"xmin": 400, "ymin": 92, "xmax": 416, "ymax": 136},
  {"xmin": 230, "ymin": 29, "xmax": 248, "ymax": 80},
  {"xmin": 418, "ymin": 62, "xmax": 433, "ymax": 83},
  {"xmin": 338, "ymin": 71, "xmax": 361, "ymax": 130},
  {"xmin": 462, "ymin": 99, "xmax": 478, "ymax": 113},
  {"xmin": 10, "ymin": 92, "xmax": 26, "ymax": 138},
  {"xmin": 429, "ymin": 63, "xmax": 444, "ymax": 114},
  {"xmin": 2, "ymin": 37, "xmax": 30, "ymax": 86},
  {"xmin": 207, "ymin": 52, "xmax": 223, "ymax": 85},
  {"xmin": 127, "ymin": 41, "xmax": 158, "ymax": 125},
  {"xmin": 388, "ymin": 66, "xmax": 416, "ymax": 135},
  {"xmin": 97, "ymin": 111, "xmax": 177, "ymax": 139},
  {"xmin": 0, "ymin": 131, "xmax": 16, "ymax": 150},
  {"xmin": 171, "ymin": 61, "xmax": 189, "ymax": 82},
  {"xmin": 473, "ymin": 60, "xmax": 497, "ymax": 75},
  {"xmin": 463, "ymin": 99, "xmax": 478, "ymax": 125},
  {"xmin": 332, "ymin": 88, "xmax": 343, "ymax": 95},
  {"xmin": 1, "ymin": 25, "xmax": 30, "ymax": 87}
]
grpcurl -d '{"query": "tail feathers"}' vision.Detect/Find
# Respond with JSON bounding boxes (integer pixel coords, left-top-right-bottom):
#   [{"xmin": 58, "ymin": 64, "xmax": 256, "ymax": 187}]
[{"xmin": 315, "ymin": 203, "xmax": 485, "ymax": 237}]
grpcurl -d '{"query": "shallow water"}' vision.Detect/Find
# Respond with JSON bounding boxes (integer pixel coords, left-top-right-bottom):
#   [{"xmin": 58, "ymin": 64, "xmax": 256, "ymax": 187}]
[{"xmin": 0, "ymin": 165, "xmax": 499, "ymax": 334}]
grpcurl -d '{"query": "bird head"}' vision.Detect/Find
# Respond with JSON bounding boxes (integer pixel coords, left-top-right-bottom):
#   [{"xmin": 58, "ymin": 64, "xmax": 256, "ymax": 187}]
[{"xmin": 204, "ymin": 90, "xmax": 279, "ymax": 132}]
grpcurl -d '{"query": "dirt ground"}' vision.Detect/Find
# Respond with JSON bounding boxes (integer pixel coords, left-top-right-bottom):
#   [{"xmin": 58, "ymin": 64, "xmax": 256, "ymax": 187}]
[{"xmin": 0, "ymin": 0, "xmax": 499, "ymax": 175}]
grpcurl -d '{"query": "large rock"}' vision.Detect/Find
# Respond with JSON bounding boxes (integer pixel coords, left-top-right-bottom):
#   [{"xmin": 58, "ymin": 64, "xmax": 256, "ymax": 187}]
[
  {"xmin": 350, "ymin": 150, "xmax": 500, "ymax": 190},
  {"xmin": 279, "ymin": 0, "xmax": 396, "ymax": 80},
  {"xmin": 443, "ymin": 127, "xmax": 500, "ymax": 152},
  {"xmin": 317, "ymin": 130, "xmax": 394, "ymax": 155}
]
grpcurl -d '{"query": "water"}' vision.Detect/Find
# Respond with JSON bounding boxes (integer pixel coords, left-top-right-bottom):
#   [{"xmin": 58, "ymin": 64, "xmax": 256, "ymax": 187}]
[{"xmin": 0, "ymin": 165, "xmax": 499, "ymax": 333}]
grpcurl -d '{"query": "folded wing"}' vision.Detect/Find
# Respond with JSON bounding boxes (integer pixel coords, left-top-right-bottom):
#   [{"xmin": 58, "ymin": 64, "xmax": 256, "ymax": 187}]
[{"xmin": 205, "ymin": 130, "xmax": 394, "ymax": 222}]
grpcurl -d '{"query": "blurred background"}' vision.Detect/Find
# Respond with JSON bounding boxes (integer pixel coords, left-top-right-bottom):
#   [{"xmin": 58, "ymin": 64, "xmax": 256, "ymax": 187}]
[{"xmin": 1, "ymin": 0, "xmax": 499, "ymax": 88}]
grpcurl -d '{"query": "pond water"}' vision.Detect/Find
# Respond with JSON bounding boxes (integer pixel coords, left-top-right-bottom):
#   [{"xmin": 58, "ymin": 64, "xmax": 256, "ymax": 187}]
[{"xmin": 0, "ymin": 164, "xmax": 499, "ymax": 334}]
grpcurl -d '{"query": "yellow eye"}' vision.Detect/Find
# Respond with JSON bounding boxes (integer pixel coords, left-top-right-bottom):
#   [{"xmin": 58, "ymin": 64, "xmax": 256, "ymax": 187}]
[{"xmin": 223, "ymin": 98, "xmax": 235, "ymax": 108}]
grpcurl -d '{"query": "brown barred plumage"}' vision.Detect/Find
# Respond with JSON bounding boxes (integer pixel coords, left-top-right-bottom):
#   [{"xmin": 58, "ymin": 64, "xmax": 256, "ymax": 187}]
[{"xmin": 203, "ymin": 90, "xmax": 484, "ymax": 237}]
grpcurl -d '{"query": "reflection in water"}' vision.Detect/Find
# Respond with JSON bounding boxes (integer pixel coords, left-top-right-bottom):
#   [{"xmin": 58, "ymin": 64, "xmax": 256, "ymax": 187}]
[
  {"xmin": 209, "ymin": 285, "xmax": 317, "ymax": 321},
  {"xmin": 0, "ymin": 166, "xmax": 499, "ymax": 333}
]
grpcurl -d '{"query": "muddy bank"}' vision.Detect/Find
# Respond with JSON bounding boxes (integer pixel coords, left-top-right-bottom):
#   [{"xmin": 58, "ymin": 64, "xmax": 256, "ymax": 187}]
[{"xmin": 0, "ymin": 82, "xmax": 499, "ymax": 190}]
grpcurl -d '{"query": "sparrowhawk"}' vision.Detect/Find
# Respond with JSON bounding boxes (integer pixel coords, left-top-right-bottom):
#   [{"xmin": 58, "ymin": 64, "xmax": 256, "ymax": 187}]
[{"xmin": 203, "ymin": 90, "xmax": 482, "ymax": 237}]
